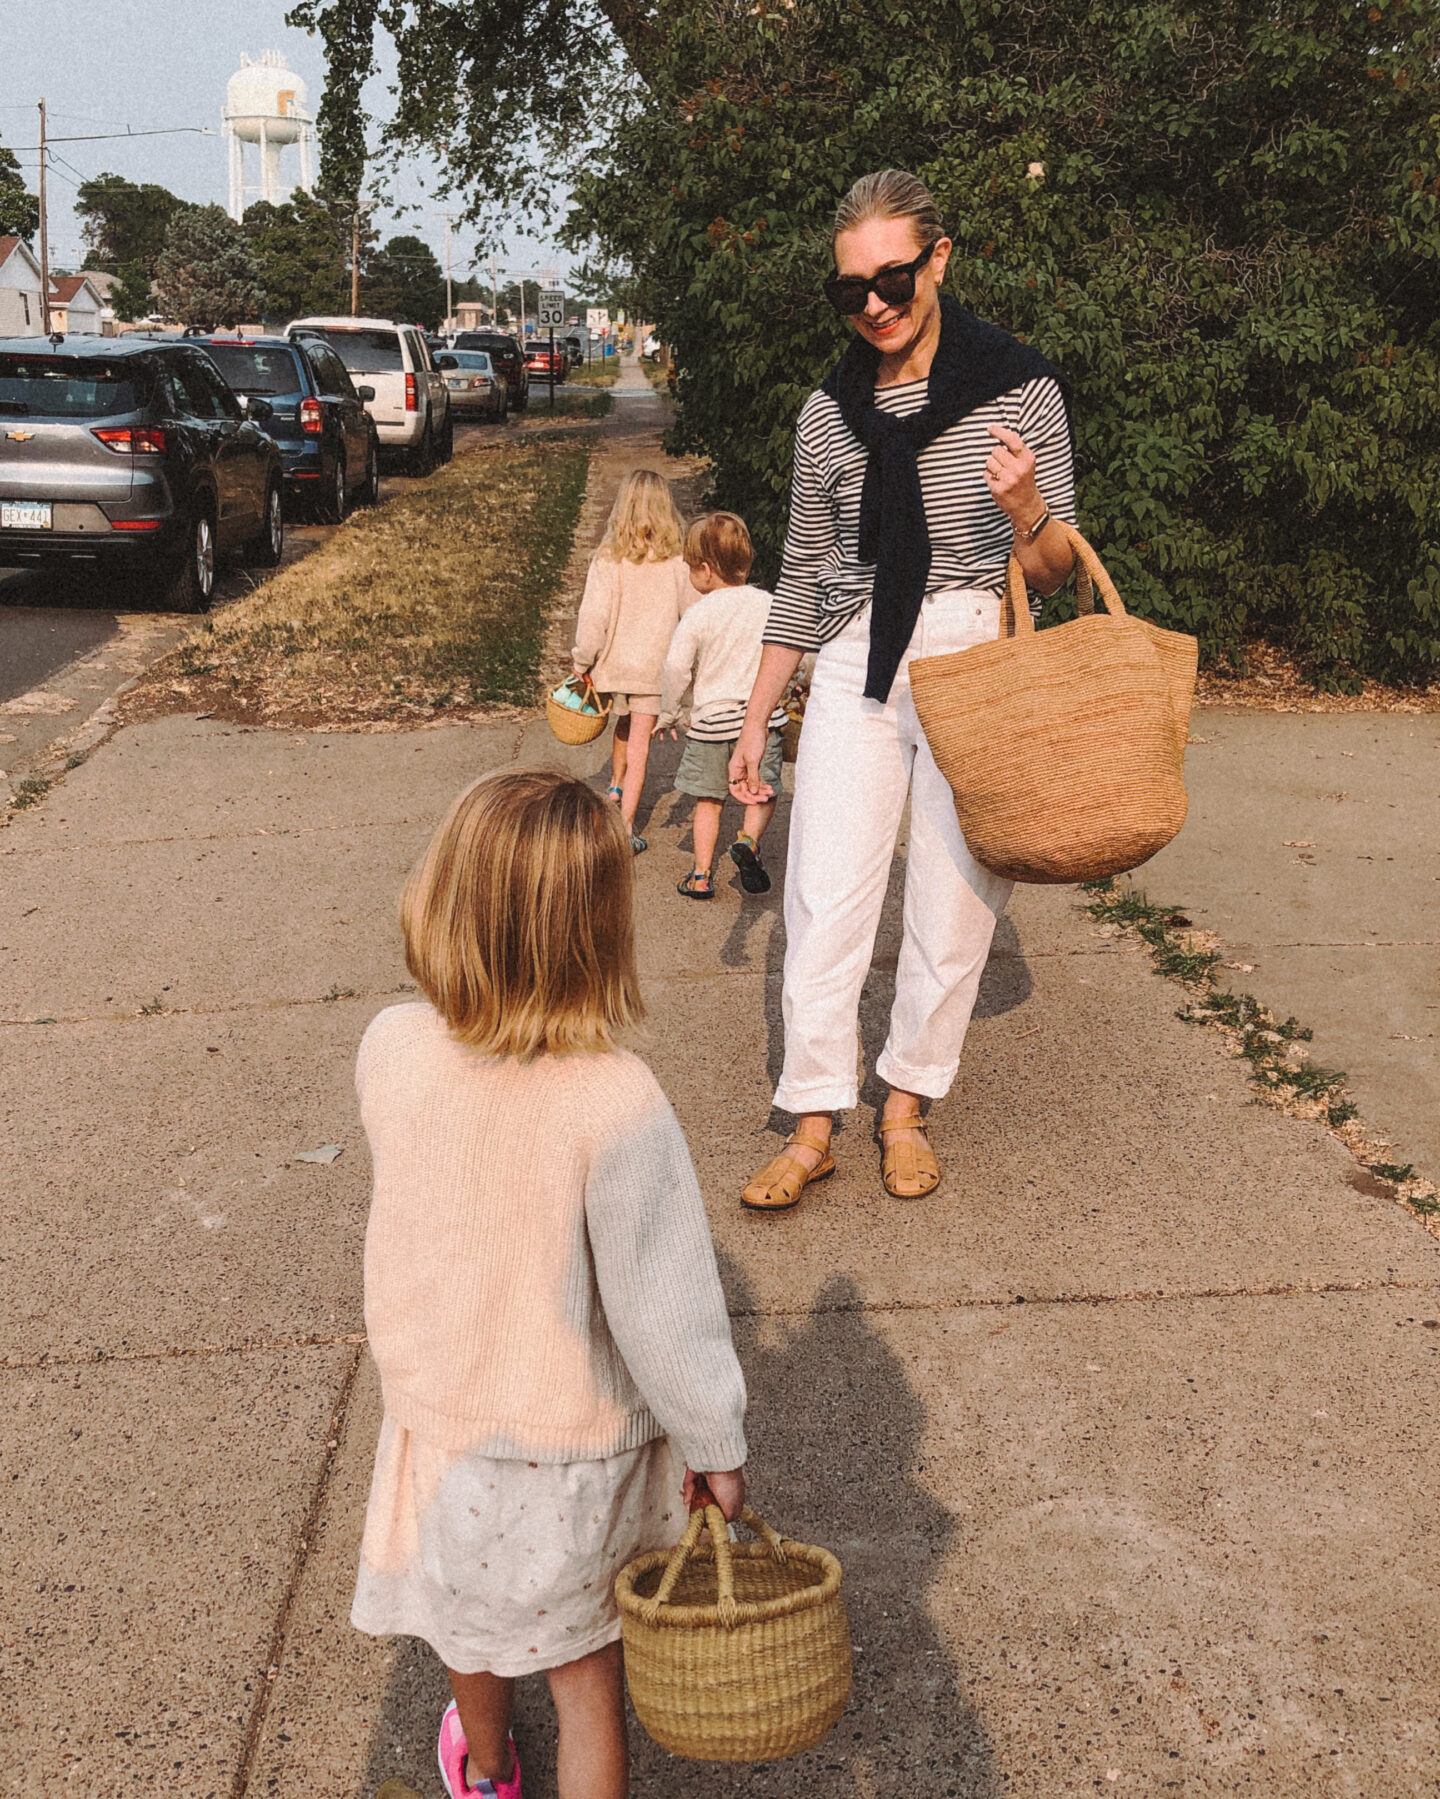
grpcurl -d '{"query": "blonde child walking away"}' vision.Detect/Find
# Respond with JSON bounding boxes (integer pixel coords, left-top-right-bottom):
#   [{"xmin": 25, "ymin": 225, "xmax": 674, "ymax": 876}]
[
  {"xmin": 657, "ymin": 512, "xmax": 790, "ymax": 899},
  {"xmin": 351, "ymin": 771, "xmax": 747, "ymax": 1799},
  {"xmin": 572, "ymin": 470, "xmax": 696, "ymax": 854}
]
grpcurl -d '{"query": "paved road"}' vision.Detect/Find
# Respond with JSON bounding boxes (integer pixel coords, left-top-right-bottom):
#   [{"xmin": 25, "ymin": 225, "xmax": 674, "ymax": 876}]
[{"xmin": 3, "ymin": 387, "xmax": 1438, "ymax": 1797}]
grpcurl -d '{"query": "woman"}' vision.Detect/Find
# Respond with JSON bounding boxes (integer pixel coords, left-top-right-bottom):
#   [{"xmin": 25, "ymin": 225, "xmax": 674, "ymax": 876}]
[{"xmin": 729, "ymin": 169, "xmax": 1076, "ymax": 1209}]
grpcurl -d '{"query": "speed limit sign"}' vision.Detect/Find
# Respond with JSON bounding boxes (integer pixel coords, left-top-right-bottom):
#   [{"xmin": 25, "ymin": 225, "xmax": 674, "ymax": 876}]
[{"xmin": 538, "ymin": 289, "xmax": 565, "ymax": 328}]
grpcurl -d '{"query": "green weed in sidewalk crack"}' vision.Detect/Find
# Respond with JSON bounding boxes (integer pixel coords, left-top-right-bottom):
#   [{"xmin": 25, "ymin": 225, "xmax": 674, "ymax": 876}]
[{"xmin": 1083, "ymin": 876, "xmax": 1438, "ymax": 1225}]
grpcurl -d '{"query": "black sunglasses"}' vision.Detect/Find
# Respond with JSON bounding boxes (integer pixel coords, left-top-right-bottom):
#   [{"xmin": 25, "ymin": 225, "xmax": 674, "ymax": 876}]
[{"xmin": 823, "ymin": 242, "xmax": 938, "ymax": 317}]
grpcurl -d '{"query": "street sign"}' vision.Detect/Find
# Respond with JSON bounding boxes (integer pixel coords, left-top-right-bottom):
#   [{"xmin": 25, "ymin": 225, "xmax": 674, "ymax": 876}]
[
  {"xmin": 586, "ymin": 307, "xmax": 610, "ymax": 336},
  {"xmin": 538, "ymin": 289, "xmax": 565, "ymax": 328}
]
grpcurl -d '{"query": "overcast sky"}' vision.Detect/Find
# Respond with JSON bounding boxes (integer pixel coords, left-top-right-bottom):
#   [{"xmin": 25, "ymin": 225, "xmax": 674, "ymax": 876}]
[{"xmin": 0, "ymin": 0, "xmax": 573, "ymax": 287}]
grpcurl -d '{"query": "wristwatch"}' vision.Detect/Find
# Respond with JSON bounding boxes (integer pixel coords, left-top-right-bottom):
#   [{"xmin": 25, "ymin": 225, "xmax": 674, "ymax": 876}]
[{"xmin": 1014, "ymin": 504, "xmax": 1051, "ymax": 546}]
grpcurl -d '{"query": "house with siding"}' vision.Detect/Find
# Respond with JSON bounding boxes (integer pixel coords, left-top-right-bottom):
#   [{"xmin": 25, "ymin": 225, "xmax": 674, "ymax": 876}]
[
  {"xmin": 48, "ymin": 273, "xmax": 105, "ymax": 335},
  {"xmin": 0, "ymin": 236, "xmax": 45, "ymax": 337}
]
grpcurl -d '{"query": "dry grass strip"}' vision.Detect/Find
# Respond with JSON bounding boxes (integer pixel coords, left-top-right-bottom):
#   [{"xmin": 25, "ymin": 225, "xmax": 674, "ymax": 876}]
[
  {"xmin": 122, "ymin": 437, "xmax": 590, "ymax": 733},
  {"xmin": 1084, "ymin": 879, "xmax": 1439, "ymax": 1237},
  {"xmin": 1194, "ymin": 639, "xmax": 1440, "ymax": 713}
]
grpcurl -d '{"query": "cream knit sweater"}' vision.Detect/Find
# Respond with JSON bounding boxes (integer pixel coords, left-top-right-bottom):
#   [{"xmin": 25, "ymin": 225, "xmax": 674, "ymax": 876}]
[
  {"xmin": 356, "ymin": 1004, "xmax": 747, "ymax": 1473},
  {"xmin": 571, "ymin": 553, "xmax": 697, "ymax": 698}
]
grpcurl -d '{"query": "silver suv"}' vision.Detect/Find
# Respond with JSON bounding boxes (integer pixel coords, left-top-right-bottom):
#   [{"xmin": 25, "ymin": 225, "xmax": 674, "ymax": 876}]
[
  {"xmin": 0, "ymin": 334, "xmax": 284, "ymax": 610},
  {"xmin": 286, "ymin": 318, "xmax": 452, "ymax": 473}
]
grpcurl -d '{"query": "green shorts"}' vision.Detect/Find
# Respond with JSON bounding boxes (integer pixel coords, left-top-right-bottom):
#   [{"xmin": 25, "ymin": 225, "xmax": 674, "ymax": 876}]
[{"xmin": 675, "ymin": 730, "xmax": 784, "ymax": 803}]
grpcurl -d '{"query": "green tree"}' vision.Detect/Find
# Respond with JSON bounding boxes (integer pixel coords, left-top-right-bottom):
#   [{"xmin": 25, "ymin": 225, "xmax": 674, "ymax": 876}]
[
  {"xmin": 295, "ymin": 0, "xmax": 1440, "ymax": 687},
  {"xmin": 361, "ymin": 234, "xmax": 446, "ymax": 328},
  {"xmin": 0, "ymin": 133, "xmax": 39, "ymax": 242},
  {"xmin": 243, "ymin": 190, "xmax": 353, "ymax": 321},
  {"xmin": 75, "ymin": 173, "xmax": 182, "ymax": 274},
  {"xmin": 109, "ymin": 261, "xmax": 158, "ymax": 324},
  {"xmin": 155, "ymin": 205, "xmax": 266, "ymax": 330}
]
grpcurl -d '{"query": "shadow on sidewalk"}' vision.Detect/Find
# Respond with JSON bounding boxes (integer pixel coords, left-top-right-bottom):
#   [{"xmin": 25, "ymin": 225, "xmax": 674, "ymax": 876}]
[{"xmin": 358, "ymin": 1267, "xmax": 996, "ymax": 1798}]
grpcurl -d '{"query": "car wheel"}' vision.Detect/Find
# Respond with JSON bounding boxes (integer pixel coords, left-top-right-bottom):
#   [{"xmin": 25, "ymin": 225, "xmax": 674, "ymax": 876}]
[
  {"xmin": 247, "ymin": 481, "xmax": 285, "ymax": 567},
  {"xmin": 164, "ymin": 509, "xmax": 216, "ymax": 613},
  {"xmin": 410, "ymin": 422, "xmax": 436, "ymax": 477},
  {"xmin": 320, "ymin": 454, "xmax": 347, "ymax": 525},
  {"xmin": 357, "ymin": 435, "xmax": 381, "ymax": 507}
]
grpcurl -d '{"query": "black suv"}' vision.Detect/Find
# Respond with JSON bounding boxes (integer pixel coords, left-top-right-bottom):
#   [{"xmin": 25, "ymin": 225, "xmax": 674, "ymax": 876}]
[
  {"xmin": 0, "ymin": 334, "xmax": 284, "ymax": 610},
  {"xmin": 451, "ymin": 331, "xmax": 529, "ymax": 411},
  {"xmin": 194, "ymin": 334, "xmax": 380, "ymax": 524}
]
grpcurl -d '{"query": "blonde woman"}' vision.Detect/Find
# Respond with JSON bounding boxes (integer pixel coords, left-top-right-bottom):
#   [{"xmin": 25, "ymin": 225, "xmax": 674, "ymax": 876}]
[
  {"xmin": 730, "ymin": 169, "xmax": 1076, "ymax": 1208},
  {"xmin": 351, "ymin": 771, "xmax": 747, "ymax": 1799},
  {"xmin": 573, "ymin": 469, "xmax": 696, "ymax": 851}
]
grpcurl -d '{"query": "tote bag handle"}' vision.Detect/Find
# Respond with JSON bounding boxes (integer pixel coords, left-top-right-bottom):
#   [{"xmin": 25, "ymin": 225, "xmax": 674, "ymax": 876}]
[{"xmin": 1004, "ymin": 520, "xmax": 1128, "ymax": 636}]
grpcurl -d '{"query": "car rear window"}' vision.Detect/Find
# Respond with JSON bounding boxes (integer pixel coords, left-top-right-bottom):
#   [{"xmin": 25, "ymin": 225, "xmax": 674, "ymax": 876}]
[
  {"xmin": 448, "ymin": 352, "xmax": 493, "ymax": 371},
  {"xmin": 456, "ymin": 334, "xmax": 514, "ymax": 356},
  {"xmin": 203, "ymin": 344, "xmax": 302, "ymax": 395},
  {"xmin": 0, "ymin": 354, "xmax": 147, "ymax": 418},
  {"xmin": 301, "ymin": 329, "xmax": 403, "ymax": 373}
]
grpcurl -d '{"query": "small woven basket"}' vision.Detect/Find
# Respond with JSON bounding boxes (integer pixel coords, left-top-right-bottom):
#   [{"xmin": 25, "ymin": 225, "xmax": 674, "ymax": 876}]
[
  {"xmin": 545, "ymin": 674, "xmax": 611, "ymax": 746},
  {"xmin": 909, "ymin": 520, "xmax": 1198, "ymax": 884},
  {"xmin": 616, "ymin": 1502, "xmax": 851, "ymax": 1762}
]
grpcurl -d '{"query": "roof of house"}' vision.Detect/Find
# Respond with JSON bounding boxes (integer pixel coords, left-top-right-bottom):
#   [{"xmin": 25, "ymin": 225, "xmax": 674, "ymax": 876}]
[
  {"xmin": 0, "ymin": 235, "xmax": 43, "ymax": 281},
  {"xmin": 49, "ymin": 274, "xmax": 102, "ymax": 306}
]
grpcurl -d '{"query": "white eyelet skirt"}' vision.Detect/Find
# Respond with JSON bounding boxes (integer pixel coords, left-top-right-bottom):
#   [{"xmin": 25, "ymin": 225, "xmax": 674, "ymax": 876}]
[{"xmin": 351, "ymin": 1418, "xmax": 684, "ymax": 1676}]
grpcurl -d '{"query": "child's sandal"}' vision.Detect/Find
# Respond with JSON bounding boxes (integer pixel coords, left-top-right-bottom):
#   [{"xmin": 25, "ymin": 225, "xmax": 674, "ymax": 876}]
[
  {"xmin": 741, "ymin": 1134, "xmax": 835, "ymax": 1211},
  {"xmin": 728, "ymin": 834, "xmax": 771, "ymax": 894},
  {"xmin": 875, "ymin": 1115, "xmax": 941, "ymax": 1199},
  {"xmin": 677, "ymin": 870, "xmax": 714, "ymax": 899}
]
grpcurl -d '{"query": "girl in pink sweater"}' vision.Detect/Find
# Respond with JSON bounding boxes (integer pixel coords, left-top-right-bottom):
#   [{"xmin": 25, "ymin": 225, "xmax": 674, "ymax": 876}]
[
  {"xmin": 352, "ymin": 771, "xmax": 747, "ymax": 1799},
  {"xmin": 572, "ymin": 469, "xmax": 696, "ymax": 853}
]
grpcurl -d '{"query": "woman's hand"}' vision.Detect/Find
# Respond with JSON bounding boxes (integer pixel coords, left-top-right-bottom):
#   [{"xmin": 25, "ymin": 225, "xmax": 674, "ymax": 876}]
[
  {"xmin": 727, "ymin": 720, "xmax": 774, "ymax": 806},
  {"xmin": 683, "ymin": 1466, "xmax": 746, "ymax": 1522},
  {"xmin": 651, "ymin": 718, "xmax": 679, "ymax": 741},
  {"xmin": 983, "ymin": 424, "xmax": 1044, "ymax": 530}
]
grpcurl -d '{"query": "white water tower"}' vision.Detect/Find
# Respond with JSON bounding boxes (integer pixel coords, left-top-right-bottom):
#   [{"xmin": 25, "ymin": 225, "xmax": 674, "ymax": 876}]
[{"xmin": 223, "ymin": 51, "xmax": 316, "ymax": 219}]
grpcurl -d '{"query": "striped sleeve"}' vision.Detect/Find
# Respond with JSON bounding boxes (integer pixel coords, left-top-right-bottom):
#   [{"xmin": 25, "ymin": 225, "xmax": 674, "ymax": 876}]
[
  {"xmin": 764, "ymin": 395, "xmax": 836, "ymax": 653},
  {"xmin": 1019, "ymin": 377, "xmax": 1075, "ymax": 527}
]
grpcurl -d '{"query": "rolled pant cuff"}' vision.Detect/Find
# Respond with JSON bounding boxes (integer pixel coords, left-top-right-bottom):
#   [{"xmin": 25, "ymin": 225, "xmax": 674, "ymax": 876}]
[
  {"xmin": 772, "ymin": 1082, "xmax": 858, "ymax": 1116},
  {"xmin": 875, "ymin": 1049, "xmax": 959, "ymax": 1101}
]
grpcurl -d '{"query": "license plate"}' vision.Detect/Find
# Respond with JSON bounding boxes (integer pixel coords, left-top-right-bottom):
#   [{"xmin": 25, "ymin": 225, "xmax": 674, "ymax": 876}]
[
  {"xmin": 1, "ymin": 501, "xmax": 52, "ymax": 530},
  {"xmin": 447, "ymin": 378, "xmax": 464, "ymax": 389}
]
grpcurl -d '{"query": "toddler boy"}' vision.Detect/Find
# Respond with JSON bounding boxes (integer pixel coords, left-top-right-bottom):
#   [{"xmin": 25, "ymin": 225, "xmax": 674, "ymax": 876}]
[{"xmin": 658, "ymin": 512, "xmax": 789, "ymax": 898}]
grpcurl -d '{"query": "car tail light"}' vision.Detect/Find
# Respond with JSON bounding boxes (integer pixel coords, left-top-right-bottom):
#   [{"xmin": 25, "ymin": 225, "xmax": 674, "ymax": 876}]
[
  {"xmin": 109, "ymin": 518, "xmax": 163, "ymax": 531},
  {"xmin": 405, "ymin": 373, "xmax": 417, "ymax": 412},
  {"xmin": 299, "ymin": 396, "xmax": 323, "ymax": 434},
  {"xmin": 92, "ymin": 426, "xmax": 167, "ymax": 454}
]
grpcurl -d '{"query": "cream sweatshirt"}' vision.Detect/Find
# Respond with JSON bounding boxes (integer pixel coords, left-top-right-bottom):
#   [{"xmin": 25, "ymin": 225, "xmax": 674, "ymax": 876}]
[
  {"xmin": 572, "ymin": 553, "xmax": 697, "ymax": 698},
  {"xmin": 658, "ymin": 583, "xmax": 791, "ymax": 741},
  {"xmin": 356, "ymin": 1003, "xmax": 747, "ymax": 1473}
]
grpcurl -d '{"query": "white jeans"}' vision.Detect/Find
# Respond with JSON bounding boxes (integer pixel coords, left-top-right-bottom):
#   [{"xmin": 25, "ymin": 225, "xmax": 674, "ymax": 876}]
[{"xmin": 774, "ymin": 588, "xmax": 1014, "ymax": 1114}]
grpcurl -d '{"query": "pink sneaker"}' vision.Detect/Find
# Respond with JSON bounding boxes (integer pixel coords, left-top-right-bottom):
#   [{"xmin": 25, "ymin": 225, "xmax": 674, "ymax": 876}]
[{"xmin": 437, "ymin": 1700, "xmax": 522, "ymax": 1799}]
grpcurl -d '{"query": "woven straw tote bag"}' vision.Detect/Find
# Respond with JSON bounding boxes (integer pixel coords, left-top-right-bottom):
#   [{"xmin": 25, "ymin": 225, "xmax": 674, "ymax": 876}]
[
  {"xmin": 545, "ymin": 673, "xmax": 612, "ymax": 745},
  {"xmin": 909, "ymin": 520, "xmax": 1197, "ymax": 883},
  {"xmin": 615, "ymin": 1498, "xmax": 851, "ymax": 1762}
]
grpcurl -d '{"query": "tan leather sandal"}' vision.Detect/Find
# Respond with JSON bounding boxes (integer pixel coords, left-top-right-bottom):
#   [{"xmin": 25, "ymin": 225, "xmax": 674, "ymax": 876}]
[
  {"xmin": 876, "ymin": 1115, "xmax": 941, "ymax": 1199},
  {"xmin": 741, "ymin": 1135, "xmax": 836, "ymax": 1212}
]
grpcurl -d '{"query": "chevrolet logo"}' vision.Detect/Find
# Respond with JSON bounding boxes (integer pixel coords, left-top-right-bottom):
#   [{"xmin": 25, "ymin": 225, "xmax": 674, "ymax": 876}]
[{"xmin": 5, "ymin": 430, "xmax": 35, "ymax": 442}]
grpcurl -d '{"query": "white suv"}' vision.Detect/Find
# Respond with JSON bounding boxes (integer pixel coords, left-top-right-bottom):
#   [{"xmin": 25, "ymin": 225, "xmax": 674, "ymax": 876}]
[{"xmin": 286, "ymin": 318, "xmax": 452, "ymax": 472}]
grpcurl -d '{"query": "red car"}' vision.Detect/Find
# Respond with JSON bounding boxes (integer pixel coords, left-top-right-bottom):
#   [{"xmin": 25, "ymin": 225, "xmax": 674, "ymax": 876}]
[{"xmin": 523, "ymin": 344, "xmax": 568, "ymax": 383}]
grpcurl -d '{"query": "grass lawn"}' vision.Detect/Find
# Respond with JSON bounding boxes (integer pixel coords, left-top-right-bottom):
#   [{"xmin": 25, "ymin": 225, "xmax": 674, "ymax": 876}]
[
  {"xmin": 570, "ymin": 364, "xmax": 620, "ymax": 387},
  {"xmin": 524, "ymin": 383, "xmax": 612, "ymax": 417},
  {"xmin": 125, "ymin": 437, "xmax": 591, "ymax": 731}
]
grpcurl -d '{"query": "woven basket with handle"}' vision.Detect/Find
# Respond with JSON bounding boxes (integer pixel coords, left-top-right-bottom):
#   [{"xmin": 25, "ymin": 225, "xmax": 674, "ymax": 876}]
[
  {"xmin": 909, "ymin": 520, "xmax": 1197, "ymax": 884},
  {"xmin": 545, "ymin": 673, "xmax": 612, "ymax": 746},
  {"xmin": 615, "ymin": 1497, "xmax": 851, "ymax": 1763}
]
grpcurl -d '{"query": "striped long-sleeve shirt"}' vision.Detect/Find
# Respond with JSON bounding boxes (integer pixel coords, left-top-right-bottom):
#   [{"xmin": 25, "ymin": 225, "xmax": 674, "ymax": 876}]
[{"xmin": 764, "ymin": 374, "xmax": 1075, "ymax": 654}]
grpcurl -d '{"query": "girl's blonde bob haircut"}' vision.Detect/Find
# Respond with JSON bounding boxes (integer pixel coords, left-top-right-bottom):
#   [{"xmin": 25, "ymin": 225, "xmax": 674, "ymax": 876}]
[
  {"xmin": 401, "ymin": 770, "xmax": 642, "ymax": 1057},
  {"xmin": 684, "ymin": 511, "xmax": 753, "ymax": 586},
  {"xmin": 596, "ymin": 468, "xmax": 686, "ymax": 563}
]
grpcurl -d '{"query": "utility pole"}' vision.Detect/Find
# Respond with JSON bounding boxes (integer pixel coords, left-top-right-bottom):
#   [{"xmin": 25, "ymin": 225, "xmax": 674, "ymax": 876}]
[
  {"xmin": 350, "ymin": 210, "xmax": 360, "ymax": 314},
  {"xmin": 490, "ymin": 260, "xmax": 498, "ymax": 327},
  {"xmin": 37, "ymin": 99, "xmax": 51, "ymax": 334},
  {"xmin": 440, "ymin": 213, "xmax": 455, "ymax": 332}
]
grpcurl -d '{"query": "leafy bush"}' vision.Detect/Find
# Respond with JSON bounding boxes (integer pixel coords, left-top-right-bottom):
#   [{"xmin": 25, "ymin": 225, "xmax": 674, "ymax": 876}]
[{"xmin": 575, "ymin": 0, "xmax": 1440, "ymax": 687}]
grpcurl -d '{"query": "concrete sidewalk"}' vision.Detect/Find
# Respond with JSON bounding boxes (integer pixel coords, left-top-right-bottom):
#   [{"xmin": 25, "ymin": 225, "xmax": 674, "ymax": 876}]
[{"xmin": 3, "ymin": 396, "xmax": 1439, "ymax": 1798}]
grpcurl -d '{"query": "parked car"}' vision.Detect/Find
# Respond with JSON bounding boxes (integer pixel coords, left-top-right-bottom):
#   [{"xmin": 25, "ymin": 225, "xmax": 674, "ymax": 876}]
[
  {"xmin": 285, "ymin": 317, "xmax": 451, "ymax": 473},
  {"xmin": 0, "ymin": 334, "xmax": 283, "ymax": 610},
  {"xmin": 192, "ymin": 334, "xmax": 379, "ymax": 524},
  {"xmin": 643, "ymin": 334, "xmax": 663, "ymax": 362},
  {"xmin": 562, "ymin": 334, "xmax": 585, "ymax": 371},
  {"xmin": 451, "ymin": 331, "xmax": 529, "ymax": 412},
  {"xmin": 524, "ymin": 343, "xmax": 568, "ymax": 383},
  {"xmin": 434, "ymin": 350, "xmax": 509, "ymax": 421}
]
